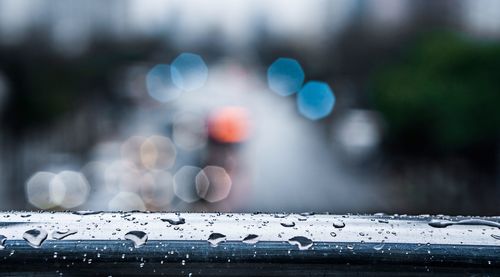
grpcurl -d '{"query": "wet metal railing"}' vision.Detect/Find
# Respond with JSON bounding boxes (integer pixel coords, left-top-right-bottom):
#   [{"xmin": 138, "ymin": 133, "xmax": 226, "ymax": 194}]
[{"xmin": 0, "ymin": 212, "xmax": 499, "ymax": 275}]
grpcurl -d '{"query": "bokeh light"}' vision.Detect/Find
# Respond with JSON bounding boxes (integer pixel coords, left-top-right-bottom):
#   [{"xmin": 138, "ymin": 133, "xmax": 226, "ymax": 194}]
[
  {"xmin": 25, "ymin": 170, "xmax": 90, "ymax": 209},
  {"xmin": 140, "ymin": 170, "xmax": 175, "ymax": 208},
  {"xmin": 208, "ymin": 107, "xmax": 250, "ymax": 143},
  {"xmin": 25, "ymin": 171, "xmax": 58, "ymax": 209},
  {"xmin": 297, "ymin": 81, "xmax": 335, "ymax": 120},
  {"xmin": 121, "ymin": 136, "xmax": 147, "ymax": 167},
  {"xmin": 145, "ymin": 64, "xmax": 182, "ymax": 102},
  {"xmin": 334, "ymin": 109, "xmax": 382, "ymax": 161},
  {"xmin": 54, "ymin": 170, "xmax": 91, "ymax": 209},
  {"xmin": 267, "ymin": 58, "xmax": 305, "ymax": 96},
  {"xmin": 173, "ymin": 166, "xmax": 203, "ymax": 203},
  {"xmin": 172, "ymin": 112, "xmax": 207, "ymax": 151},
  {"xmin": 140, "ymin": 135, "xmax": 176, "ymax": 170},
  {"xmin": 104, "ymin": 160, "xmax": 141, "ymax": 193},
  {"xmin": 171, "ymin": 53, "xmax": 208, "ymax": 91},
  {"xmin": 196, "ymin": 166, "xmax": 232, "ymax": 203}
]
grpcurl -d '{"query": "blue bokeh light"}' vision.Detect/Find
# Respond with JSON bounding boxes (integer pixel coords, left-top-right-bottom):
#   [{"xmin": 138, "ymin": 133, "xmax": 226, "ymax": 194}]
[
  {"xmin": 171, "ymin": 53, "xmax": 208, "ymax": 91},
  {"xmin": 297, "ymin": 81, "xmax": 335, "ymax": 120},
  {"xmin": 146, "ymin": 64, "xmax": 182, "ymax": 103},
  {"xmin": 267, "ymin": 58, "xmax": 305, "ymax": 96}
]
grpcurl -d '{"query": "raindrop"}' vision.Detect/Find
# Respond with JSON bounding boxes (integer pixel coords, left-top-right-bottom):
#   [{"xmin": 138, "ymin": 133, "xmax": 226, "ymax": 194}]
[
  {"xmin": 373, "ymin": 243, "xmax": 385, "ymax": 251},
  {"xmin": 273, "ymin": 213, "xmax": 289, "ymax": 218},
  {"xmin": 330, "ymin": 232, "xmax": 337, "ymax": 237},
  {"xmin": 299, "ymin": 212, "xmax": 315, "ymax": 217},
  {"xmin": 428, "ymin": 219, "xmax": 500, "ymax": 229},
  {"xmin": 52, "ymin": 230, "xmax": 77, "ymax": 240},
  {"xmin": 242, "ymin": 234, "xmax": 259, "ymax": 244},
  {"xmin": 124, "ymin": 231, "xmax": 148, "ymax": 248},
  {"xmin": 161, "ymin": 216, "xmax": 186, "ymax": 225},
  {"xmin": 280, "ymin": 221, "xmax": 295, "ymax": 228},
  {"xmin": 72, "ymin": 211, "xmax": 102, "ymax": 216},
  {"xmin": 288, "ymin": 236, "xmax": 313, "ymax": 250},
  {"xmin": 378, "ymin": 219, "xmax": 389, "ymax": 224},
  {"xmin": 492, "ymin": 234, "xmax": 500, "ymax": 240},
  {"xmin": 332, "ymin": 219, "xmax": 345, "ymax": 228},
  {"xmin": 207, "ymin": 233, "xmax": 226, "ymax": 247},
  {"xmin": 0, "ymin": 234, "xmax": 6, "ymax": 250},
  {"xmin": 23, "ymin": 229, "xmax": 48, "ymax": 248}
]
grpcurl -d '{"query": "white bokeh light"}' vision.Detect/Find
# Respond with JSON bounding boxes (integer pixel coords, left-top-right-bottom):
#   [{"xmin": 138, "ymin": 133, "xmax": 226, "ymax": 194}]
[
  {"xmin": 173, "ymin": 166, "xmax": 203, "ymax": 203},
  {"xmin": 196, "ymin": 166, "xmax": 232, "ymax": 203}
]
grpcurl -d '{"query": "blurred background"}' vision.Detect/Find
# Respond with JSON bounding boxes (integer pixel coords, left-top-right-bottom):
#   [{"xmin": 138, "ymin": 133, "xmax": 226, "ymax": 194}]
[{"xmin": 0, "ymin": 0, "xmax": 499, "ymax": 215}]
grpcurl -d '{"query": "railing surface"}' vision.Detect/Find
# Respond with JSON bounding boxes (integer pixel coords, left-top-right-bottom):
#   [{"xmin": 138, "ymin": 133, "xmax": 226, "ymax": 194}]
[{"xmin": 0, "ymin": 212, "xmax": 499, "ymax": 275}]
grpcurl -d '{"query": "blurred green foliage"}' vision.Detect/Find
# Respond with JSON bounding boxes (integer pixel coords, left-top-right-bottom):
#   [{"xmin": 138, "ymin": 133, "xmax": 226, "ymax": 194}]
[{"xmin": 372, "ymin": 32, "xmax": 500, "ymax": 151}]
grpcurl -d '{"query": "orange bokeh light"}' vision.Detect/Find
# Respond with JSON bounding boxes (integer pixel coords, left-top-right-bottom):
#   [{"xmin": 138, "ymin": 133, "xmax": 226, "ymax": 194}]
[{"xmin": 208, "ymin": 107, "xmax": 250, "ymax": 143}]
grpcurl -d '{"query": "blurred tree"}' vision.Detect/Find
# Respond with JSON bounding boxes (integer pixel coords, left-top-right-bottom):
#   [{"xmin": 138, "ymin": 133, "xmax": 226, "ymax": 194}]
[{"xmin": 372, "ymin": 32, "xmax": 500, "ymax": 152}]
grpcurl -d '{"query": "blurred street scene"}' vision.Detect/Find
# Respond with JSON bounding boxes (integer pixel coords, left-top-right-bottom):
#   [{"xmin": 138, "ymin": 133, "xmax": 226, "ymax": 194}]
[{"xmin": 0, "ymin": 0, "xmax": 499, "ymax": 214}]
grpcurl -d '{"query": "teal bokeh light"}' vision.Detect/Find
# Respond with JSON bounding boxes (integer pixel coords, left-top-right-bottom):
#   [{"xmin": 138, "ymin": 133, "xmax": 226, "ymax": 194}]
[
  {"xmin": 267, "ymin": 58, "xmax": 305, "ymax": 96},
  {"xmin": 297, "ymin": 81, "xmax": 335, "ymax": 120},
  {"xmin": 146, "ymin": 64, "xmax": 181, "ymax": 103},
  {"xmin": 171, "ymin": 53, "xmax": 208, "ymax": 91}
]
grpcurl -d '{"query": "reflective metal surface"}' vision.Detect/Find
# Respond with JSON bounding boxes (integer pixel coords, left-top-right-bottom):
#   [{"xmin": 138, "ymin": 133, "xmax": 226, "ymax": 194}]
[{"xmin": 0, "ymin": 212, "xmax": 499, "ymax": 275}]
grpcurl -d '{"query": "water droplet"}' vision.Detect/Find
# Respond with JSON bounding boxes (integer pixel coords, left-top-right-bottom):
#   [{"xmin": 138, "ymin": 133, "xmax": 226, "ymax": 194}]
[
  {"xmin": 280, "ymin": 221, "xmax": 295, "ymax": 228},
  {"xmin": 20, "ymin": 214, "xmax": 31, "ymax": 218},
  {"xmin": 378, "ymin": 219, "xmax": 389, "ymax": 224},
  {"xmin": 330, "ymin": 232, "xmax": 337, "ymax": 237},
  {"xmin": 72, "ymin": 210, "xmax": 102, "ymax": 215},
  {"xmin": 124, "ymin": 231, "xmax": 148, "ymax": 248},
  {"xmin": 491, "ymin": 234, "xmax": 500, "ymax": 240},
  {"xmin": 428, "ymin": 219, "xmax": 500, "ymax": 229},
  {"xmin": 0, "ymin": 234, "xmax": 6, "ymax": 250},
  {"xmin": 23, "ymin": 229, "xmax": 48, "ymax": 248},
  {"xmin": 207, "ymin": 233, "xmax": 226, "ymax": 247},
  {"xmin": 161, "ymin": 216, "xmax": 185, "ymax": 225},
  {"xmin": 52, "ymin": 229, "xmax": 77, "ymax": 240},
  {"xmin": 242, "ymin": 234, "xmax": 259, "ymax": 244},
  {"xmin": 273, "ymin": 213, "xmax": 289, "ymax": 218},
  {"xmin": 288, "ymin": 236, "xmax": 313, "ymax": 250},
  {"xmin": 299, "ymin": 212, "xmax": 315, "ymax": 217},
  {"xmin": 332, "ymin": 219, "xmax": 345, "ymax": 228},
  {"xmin": 347, "ymin": 244, "xmax": 354, "ymax": 250},
  {"xmin": 373, "ymin": 243, "xmax": 385, "ymax": 251}
]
